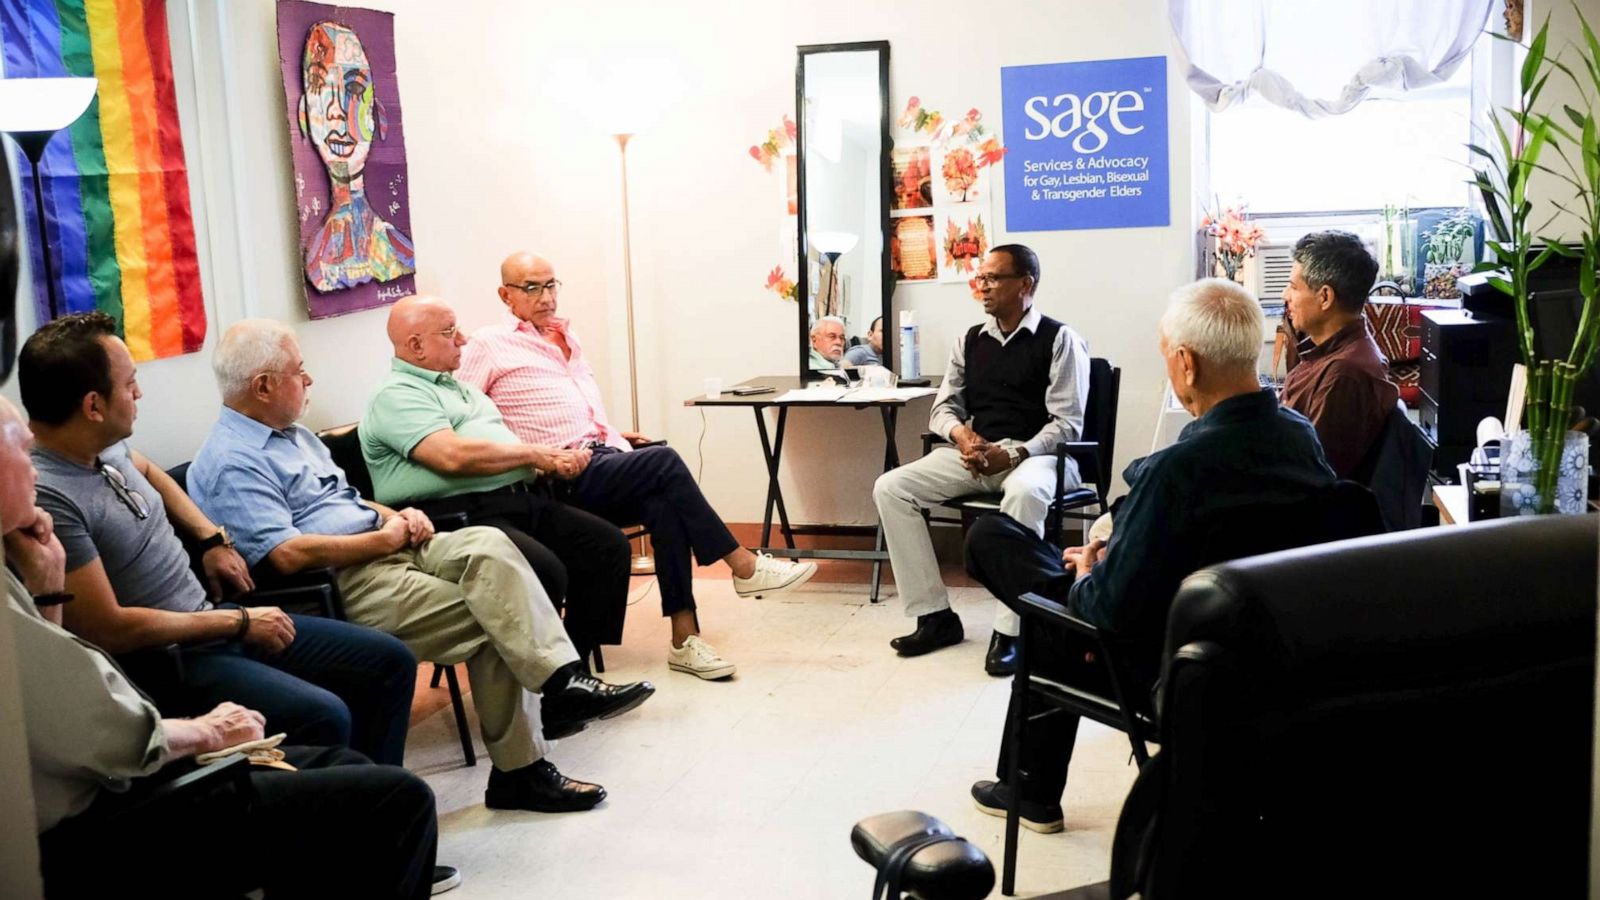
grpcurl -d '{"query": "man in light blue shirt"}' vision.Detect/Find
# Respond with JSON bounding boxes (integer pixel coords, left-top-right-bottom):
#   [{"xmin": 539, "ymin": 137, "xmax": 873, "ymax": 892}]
[
  {"xmin": 843, "ymin": 316, "xmax": 884, "ymax": 367},
  {"xmin": 190, "ymin": 319, "xmax": 655, "ymax": 815}
]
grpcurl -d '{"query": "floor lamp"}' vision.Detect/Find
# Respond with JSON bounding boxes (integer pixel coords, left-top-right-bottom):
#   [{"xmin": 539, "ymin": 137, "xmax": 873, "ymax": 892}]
[
  {"xmin": 0, "ymin": 77, "xmax": 98, "ymax": 323},
  {"xmin": 810, "ymin": 231, "xmax": 858, "ymax": 321},
  {"xmin": 614, "ymin": 131, "xmax": 655, "ymax": 575}
]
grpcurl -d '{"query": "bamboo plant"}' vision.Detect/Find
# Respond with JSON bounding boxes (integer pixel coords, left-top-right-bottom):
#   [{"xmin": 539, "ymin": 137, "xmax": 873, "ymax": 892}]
[{"xmin": 1470, "ymin": 9, "xmax": 1600, "ymax": 513}]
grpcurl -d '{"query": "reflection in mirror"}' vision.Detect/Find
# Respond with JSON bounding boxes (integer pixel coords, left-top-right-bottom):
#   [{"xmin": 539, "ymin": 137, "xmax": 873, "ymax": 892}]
[{"xmin": 796, "ymin": 42, "xmax": 890, "ymax": 379}]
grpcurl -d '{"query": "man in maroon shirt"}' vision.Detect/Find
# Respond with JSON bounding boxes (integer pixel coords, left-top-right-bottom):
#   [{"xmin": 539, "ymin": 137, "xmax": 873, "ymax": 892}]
[{"xmin": 1278, "ymin": 231, "xmax": 1399, "ymax": 478}]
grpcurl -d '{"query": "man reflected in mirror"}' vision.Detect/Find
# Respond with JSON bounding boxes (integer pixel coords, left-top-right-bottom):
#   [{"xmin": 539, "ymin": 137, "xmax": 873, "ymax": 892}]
[
  {"xmin": 808, "ymin": 316, "xmax": 847, "ymax": 369},
  {"xmin": 844, "ymin": 316, "xmax": 883, "ymax": 368}
]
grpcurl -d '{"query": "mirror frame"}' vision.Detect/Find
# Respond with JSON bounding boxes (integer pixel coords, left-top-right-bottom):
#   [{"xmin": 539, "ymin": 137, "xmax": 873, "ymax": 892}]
[{"xmin": 794, "ymin": 40, "xmax": 893, "ymax": 381}]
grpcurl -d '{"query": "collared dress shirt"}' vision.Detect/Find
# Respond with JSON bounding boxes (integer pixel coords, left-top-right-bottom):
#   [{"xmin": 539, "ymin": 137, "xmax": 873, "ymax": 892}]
[
  {"xmin": 927, "ymin": 305, "xmax": 1092, "ymax": 458},
  {"xmin": 189, "ymin": 407, "xmax": 382, "ymax": 568},
  {"xmin": 1278, "ymin": 317, "xmax": 1400, "ymax": 478},
  {"xmin": 457, "ymin": 317, "xmax": 630, "ymax": 452},
  {"xmin": 7, "ymin": 568, "xmax": 167, "ymax": 832}
]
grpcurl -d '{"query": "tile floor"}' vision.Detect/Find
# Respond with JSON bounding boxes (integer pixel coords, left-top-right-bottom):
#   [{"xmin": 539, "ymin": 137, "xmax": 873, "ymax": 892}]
[{"xmin": 405, "ymin": 578, "xmax": 1140, "ymax": 899}]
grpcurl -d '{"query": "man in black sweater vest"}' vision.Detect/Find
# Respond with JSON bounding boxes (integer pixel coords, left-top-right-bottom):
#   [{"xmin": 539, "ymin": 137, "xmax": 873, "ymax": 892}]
[{"xmin": 872, "ymin": 245, "xmax": 1090, "ymax": 672}]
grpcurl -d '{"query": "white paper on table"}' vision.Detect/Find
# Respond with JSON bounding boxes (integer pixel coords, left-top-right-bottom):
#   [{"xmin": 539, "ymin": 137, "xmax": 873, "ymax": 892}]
[
  {"xmin": 836, "ymin": 386, "xmax": 938, "ymax": 402},
  {"xmin": 775, "ymin": 386, "xmax": 851, "ymax": 402}
]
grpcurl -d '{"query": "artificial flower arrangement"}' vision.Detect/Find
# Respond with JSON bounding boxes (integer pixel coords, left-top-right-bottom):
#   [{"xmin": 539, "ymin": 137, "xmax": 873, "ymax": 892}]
[
  {"xmin": 1200, "ymin": 203, "xmax": 1266, "ymax": 282},
  {"xmin": 764, "ymin": 265, "xmax": 797, "ymax": 302},
  {"xmin": 749, "ymin": 115, "xmax": 797, "ymax": 172}
]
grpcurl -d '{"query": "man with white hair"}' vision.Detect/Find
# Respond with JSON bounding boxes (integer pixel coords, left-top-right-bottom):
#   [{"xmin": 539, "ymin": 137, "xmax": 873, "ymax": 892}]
[
  {"xmin": 961, "ymin": 278, "xmax": 1337, "ymax": 834},
  {"xmin": 808, "ymin": 315, "xmax": 847, "ymax": 369},
  {"xmin": 189, "ymin": 320, "xmax": 654, "ymax": 814}
]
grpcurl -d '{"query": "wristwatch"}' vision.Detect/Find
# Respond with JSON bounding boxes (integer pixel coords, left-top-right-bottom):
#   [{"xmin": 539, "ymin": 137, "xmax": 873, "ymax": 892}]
[
  {"xmin": 198, "ymin": 527, "xmax": 233, "ymax": 552},
  {"xmin": 1006, "ymin": 446, "xmax": 1023, "ymax": 467}
]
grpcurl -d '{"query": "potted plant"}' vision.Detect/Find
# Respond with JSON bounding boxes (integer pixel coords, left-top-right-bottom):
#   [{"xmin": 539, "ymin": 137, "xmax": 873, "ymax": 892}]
[
  {"xmin": 1421, "ymin": 209, "xmax": 1478, "ymax": 299},
  {"xmin": 1200, "ymin": 203, "xmax": 1265, "ymax": 283},
  {"xmin": 1470, "ymin": 9, "xmax": 1600, "ymax": 514}
]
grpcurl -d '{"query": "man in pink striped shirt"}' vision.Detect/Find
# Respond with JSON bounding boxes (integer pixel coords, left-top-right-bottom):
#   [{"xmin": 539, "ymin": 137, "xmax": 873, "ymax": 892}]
[{"xmin": 459, "ymin": 252, "xmax": 817, "ymax": 680}]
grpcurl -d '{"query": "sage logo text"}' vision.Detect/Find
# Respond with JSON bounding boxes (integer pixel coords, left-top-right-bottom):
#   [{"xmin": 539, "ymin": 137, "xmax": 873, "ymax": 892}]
[{"xmin": 1022, "ymin": 90, "xmax": 1146, "ymax": 153}]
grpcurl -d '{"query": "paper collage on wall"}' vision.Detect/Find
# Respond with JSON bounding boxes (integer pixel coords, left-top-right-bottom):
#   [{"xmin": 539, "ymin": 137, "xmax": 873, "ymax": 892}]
[
  {"xmin": 276, "ymin": 1, "xmax": 416, "ymax": 319},
  {"xmin": 750, "ymin": 114, "xmax": 798, "ymax": 301},
  {"xmin": 0, "ymin": 0, "xmax": 207, "ymax": 360},
  {"xmin": 891, "ymin": 98, "xmax": 1005, "ymax": 289}
]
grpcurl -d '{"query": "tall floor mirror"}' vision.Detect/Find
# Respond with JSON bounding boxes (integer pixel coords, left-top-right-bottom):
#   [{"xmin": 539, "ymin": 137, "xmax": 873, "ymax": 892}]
[{"xmin": 795, "ymin": 41, "xmax": 892, "ymax": 380}]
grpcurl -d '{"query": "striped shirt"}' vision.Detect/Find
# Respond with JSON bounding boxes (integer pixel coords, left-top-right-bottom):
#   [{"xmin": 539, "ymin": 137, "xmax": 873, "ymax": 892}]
[{"xmin": 457, "ymin": 317, "xmax": 631, "ymax": 452}]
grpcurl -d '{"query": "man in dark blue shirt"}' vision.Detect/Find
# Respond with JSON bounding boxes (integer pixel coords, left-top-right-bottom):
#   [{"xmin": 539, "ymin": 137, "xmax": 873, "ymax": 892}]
[{"xmin": 963, "ymin": 278, "xmax": 1337, "ymax": 833}]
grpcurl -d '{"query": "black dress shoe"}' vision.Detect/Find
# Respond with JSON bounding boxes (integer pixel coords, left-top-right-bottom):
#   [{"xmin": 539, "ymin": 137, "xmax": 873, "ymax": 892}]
[
  {"xmin": 889, "ymin": 609, "xmax": 964, "ymax": 657},
  {"xmin": 541, "ymin": 669, "xmax": 655, "ymax": 739},
  {"xmin": 485, "ymin": 759, "xmax": 607, "ymax": 812},
  {"xmin": 985, "ymin": 631, "xmax": 1018, "ymax": 677}
]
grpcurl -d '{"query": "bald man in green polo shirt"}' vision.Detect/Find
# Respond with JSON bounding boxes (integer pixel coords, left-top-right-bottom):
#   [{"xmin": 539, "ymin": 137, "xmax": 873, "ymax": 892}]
[{"xmin": 362, "ymin": 296, "xmax": 631, "ymax": 666}]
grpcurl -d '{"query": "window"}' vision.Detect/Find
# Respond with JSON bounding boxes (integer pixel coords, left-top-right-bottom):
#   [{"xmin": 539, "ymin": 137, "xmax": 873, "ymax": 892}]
[{"xmin": 1207, "ymin": 36, "xmax": 1484, "ymax": 214}]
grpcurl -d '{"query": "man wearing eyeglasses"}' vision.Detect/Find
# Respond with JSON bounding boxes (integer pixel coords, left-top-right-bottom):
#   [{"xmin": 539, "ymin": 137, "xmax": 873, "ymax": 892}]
[
  {"xmin": 872, "ymin": 245, "xmax": 1091, "ymax": 673},
  {"xmin": 190, "ymin": 319, "xmax": 655, "ymax": 814},
  {"xmin": 456, "ymin": 252, "xmax": 818, "ymax": 681},
  {"xmin": 15, "ymin": 313, "xmax": 419, "ymax": 768},
  {"xmin": 360, "ymin": 294, "xmax": 631, "ymax": 667}
]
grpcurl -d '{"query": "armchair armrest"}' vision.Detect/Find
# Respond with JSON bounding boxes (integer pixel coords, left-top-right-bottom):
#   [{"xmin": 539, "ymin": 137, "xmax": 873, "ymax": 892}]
[
  {"xmin": 240, "ymin": 583, "xmax": 343, "ymax": 621},
  {"xmin": 98, "ymin": 753, "xmax": 255, "ymax": 828},
  {"xmin": 922, "ymin": 431, "xmax": 946, "ymax": 454},
  {"xmin": 431, "ymin": 511, "xmax": 471, "ymax": 532},
  {"xmin": 1016, "ymin": 591, "xmax": 1102, "ymax": 638},
  {"xmin": 632, "ymin": 439, "xmax": 668, "ymax": 449}
]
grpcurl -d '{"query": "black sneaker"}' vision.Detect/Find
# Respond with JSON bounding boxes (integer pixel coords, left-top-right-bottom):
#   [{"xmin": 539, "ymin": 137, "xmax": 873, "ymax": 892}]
[
  {"xmin": 431, "ymin": 865, "xmax": 462, "ymax": 895},
  {"xmin": 970, "ymin": 779, "xmax": 1064, "ymax": 834}
]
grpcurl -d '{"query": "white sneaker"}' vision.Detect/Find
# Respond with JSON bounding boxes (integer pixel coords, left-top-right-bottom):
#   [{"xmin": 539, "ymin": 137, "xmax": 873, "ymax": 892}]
[
  {"xmin": 668, "ymin": 634, "xmax": 737, "ymax": 680},
  {"xmin": 732, "ymin": 552, "xmax": 817, "ymax": 598}
]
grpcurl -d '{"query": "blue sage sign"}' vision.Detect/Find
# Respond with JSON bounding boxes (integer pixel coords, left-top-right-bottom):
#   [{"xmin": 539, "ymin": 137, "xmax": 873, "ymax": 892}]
[{"xmin": 1000, "ymin": 56, "xmax": 1169, "ymax": 231}]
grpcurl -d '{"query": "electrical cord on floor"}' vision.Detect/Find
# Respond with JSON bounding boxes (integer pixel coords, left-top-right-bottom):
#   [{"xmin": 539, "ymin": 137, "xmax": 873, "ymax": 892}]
[
  {"xmin": 695, "ymin": 407, "xmax": 707, "ymax": 485},
  {"xmin": 626, "ymin": 577, "xmax": 658, "ymax": 608}
]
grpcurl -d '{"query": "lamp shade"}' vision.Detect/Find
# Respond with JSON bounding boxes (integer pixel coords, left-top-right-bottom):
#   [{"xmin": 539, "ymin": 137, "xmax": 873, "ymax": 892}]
[
  {"xmin": 0, "ymin": 76, "xmax": 97, "ymax": 134},
  {"xmin": 811, "ymin": 231, "xmax": 859, "ymax": 257}
]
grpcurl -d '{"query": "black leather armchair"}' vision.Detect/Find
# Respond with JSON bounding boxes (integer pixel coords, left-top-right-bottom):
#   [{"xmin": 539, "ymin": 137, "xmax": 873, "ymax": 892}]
[{"xmin": 1043, "ymin": 514, "xmax": 1597, "ymax": 900}]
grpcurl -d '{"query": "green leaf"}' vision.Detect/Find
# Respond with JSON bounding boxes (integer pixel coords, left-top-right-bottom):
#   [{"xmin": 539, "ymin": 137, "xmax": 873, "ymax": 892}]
[
  {"xmin": 1565, "ymin": 105, "xmax": 1587, "ymax": 131},
  {"xmin": 1546, "ymin": 241, "xmax": 1582, "ymax": 258},
  {"xmin": 1522, "ymin": 21, "xmax": 1549, "ymax": 95}
]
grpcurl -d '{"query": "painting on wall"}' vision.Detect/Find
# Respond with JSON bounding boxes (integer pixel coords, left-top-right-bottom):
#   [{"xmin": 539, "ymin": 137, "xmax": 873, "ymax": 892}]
[
  {"xmin": 276, "ymin": 1, "xmax": 415, "ymax": 318},
  {"xmin": 891, "ymin": 214, "xmax": 937, "ymax": 282},
  {"xmin": 0, "ymin": 0, "xmax": 207, "ymax": 360},
  {"xmin": 891, "ymin": 146, "xmax": 933, "ymax": 211}
]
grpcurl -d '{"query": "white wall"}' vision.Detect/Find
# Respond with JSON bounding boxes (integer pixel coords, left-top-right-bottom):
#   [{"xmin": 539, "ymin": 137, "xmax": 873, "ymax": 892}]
[{"xmin": 5, "ymin": 0, "xmax": 1195, "ymax": 526}]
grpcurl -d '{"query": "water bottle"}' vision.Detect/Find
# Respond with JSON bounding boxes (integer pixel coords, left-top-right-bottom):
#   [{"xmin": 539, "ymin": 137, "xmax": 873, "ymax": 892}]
[{"xmin": 898, "ymin": 311, "xmax": 920, "ymax": 380}]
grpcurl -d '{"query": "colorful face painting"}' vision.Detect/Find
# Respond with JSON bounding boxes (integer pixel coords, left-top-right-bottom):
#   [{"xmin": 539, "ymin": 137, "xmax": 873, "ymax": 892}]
[{"xmin": 298, "ymin": 20, "xmax": 414, "ymax": 293}]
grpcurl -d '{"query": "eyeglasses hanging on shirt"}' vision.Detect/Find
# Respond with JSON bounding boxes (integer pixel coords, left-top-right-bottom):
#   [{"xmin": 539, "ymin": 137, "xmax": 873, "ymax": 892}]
[{"xmin": 98, "ymin": 461, "xmax": 149, "ymax": 520}]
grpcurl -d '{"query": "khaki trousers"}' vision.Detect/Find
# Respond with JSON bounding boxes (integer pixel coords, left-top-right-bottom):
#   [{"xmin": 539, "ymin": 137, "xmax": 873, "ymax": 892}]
[{"xmin": 335, "ymin": 526, "xmax": 580, "ymax": 771}]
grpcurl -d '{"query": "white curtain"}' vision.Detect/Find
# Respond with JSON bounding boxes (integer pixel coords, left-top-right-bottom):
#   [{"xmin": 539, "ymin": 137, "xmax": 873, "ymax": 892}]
[{"xmin": 1169, "ymin": 0, "xmax": 1494, "ymax": 118}]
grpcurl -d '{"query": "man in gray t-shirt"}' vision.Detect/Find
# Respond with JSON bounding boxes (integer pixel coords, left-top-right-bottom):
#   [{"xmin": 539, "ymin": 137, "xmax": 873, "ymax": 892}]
[
  {"xmin": 18, "ymin": 312, "xmax": 418, "ymax": 766},
  {"xmin": 35, "ymin": 441, "xmax": 210, "ymax": 614}
]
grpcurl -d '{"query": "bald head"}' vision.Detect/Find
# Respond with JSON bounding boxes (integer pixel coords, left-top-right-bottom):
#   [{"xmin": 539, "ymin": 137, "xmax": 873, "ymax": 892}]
[
  {"xmin": 389, "ymin": 294, "xmax": 466, "ymax": 373},
  {"xmin": 497, "ymin": 252, "xmax": 562, "ymax": 329},
  {"xmin": 387, "ymin": 294, "xmax": 452, "ymax": 349}
]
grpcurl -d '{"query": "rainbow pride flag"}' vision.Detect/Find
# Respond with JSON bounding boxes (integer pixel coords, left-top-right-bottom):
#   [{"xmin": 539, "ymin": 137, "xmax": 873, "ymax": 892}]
[{"xmin": 1, "ymin": 0, "xmax": 204, "ymax": 360}]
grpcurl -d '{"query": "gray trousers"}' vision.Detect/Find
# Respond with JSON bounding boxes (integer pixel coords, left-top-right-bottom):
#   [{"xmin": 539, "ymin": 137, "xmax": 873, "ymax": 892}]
[
  {"xmin": 873, "ymin": 446, "xmax": 1078, "ymax": 635},
  {"xmin": 335, "ymin": 526, "xmax": 580, "ymax": 771}
]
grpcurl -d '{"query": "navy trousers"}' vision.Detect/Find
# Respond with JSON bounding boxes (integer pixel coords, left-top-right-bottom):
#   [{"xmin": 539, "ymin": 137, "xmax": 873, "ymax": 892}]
[
  {"xmin": 964, "ymin": 513, "xmax": 1107, "ymax": 806},
  {"xmin": 124, "ymin": 613, "xmax": 417, "ymax": 766},
  {"xmin": 560, "ymin": 445, "xmax": 739, "ymax": 616}
]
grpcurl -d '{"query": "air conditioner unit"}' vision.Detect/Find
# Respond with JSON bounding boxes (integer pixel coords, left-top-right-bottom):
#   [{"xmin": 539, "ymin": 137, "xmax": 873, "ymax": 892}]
[{"xmin": 1250, "ymin": 241, "xmax": 1294, "ymax": 309}]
